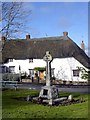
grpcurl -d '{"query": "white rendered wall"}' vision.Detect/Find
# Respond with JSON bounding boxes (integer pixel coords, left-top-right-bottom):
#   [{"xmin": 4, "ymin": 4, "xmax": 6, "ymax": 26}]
[
  {"xmin": 4, "ymin": 57, "xmax": 88, "ymax": 82},
  {"xmin": 4, "ymin": 59, "xmax": 46, "ymax": 75},
  {"xmin": 51, "ymin": 58, "xmax": 88, "ymax": 82}
]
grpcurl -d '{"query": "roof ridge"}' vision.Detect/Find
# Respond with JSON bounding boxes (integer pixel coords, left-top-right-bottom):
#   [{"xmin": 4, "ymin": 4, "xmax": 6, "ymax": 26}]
[{"xmin": 3, "ymin": 35, "xmax": 70, "ymax": 42}]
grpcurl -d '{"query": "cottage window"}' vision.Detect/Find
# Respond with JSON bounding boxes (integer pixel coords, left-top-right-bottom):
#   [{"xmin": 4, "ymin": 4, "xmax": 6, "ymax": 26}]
[
  {"xmin": 9, "ymin": 59, "xmax": 13, "ymax": 62},
  {"xmin": 73, "ymin": 69, "xmax": 79, "ymax": 77},
  {"xmin": 29, "ymin": 58, "xmax": 33, "ymax": 63},
  {"xmin": 9, "ymin": 66, "xmax": 15, "ymax": 73}
]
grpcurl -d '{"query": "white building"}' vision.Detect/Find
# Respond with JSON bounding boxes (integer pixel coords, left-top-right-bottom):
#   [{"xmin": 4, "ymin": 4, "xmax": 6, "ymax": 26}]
[{"xmin": 1, "ymin": 32, "xmax": 90, "ymax": 83}]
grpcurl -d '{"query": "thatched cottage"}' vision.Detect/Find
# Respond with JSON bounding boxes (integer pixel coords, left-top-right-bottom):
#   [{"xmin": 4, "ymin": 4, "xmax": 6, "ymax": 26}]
[{"xmin": 1, "ymin": 32, "xmax": 90, "ymax": 83}]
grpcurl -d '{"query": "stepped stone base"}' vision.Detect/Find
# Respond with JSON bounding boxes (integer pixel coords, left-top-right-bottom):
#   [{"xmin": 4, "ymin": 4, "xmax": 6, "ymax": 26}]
[{"xmin": 39, "ymin": 85, "xmax": 58, "ymax": 100}]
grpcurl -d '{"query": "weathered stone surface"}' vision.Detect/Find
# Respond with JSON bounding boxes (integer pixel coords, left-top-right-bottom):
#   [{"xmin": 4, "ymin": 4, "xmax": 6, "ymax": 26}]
[
  {"xmin": 53, "ymin": 97, "xmax": 67, "ymax": 102},
  {"xmin": 43, "ymin": 51, "xmax": 53, "ymax": 86},
  {"xmin": 68, "ymin": 95, "xmax": 73, "ymax": 102},
  {"xmin": 39, "ymin": 51, "xmax": 60, "ymax": 105},
  {"xmin": 39, "ymin": 85, "xmax": 58, "ymax": 100}
]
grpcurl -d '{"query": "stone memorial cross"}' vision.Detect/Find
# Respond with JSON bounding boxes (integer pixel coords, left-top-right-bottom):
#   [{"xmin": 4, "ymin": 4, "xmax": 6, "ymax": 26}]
[{"xmin": 43, "ymin": 51, "xmax": 53, "ymax": 86}]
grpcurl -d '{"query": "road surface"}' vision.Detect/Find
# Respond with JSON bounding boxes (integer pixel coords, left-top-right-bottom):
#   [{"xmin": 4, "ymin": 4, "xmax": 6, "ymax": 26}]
[{"xmin": 16, "ymin": 83, "xmax": 89, "ymax": 94}]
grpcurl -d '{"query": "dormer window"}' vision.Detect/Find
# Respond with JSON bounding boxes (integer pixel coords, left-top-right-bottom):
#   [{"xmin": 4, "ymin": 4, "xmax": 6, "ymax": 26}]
[
  {"xmin": 29, "ymin": 58, "xmax": 33, "ymax": 63},
  {"xmin": 9, "ymin": 59, "xmax": 13, "ymax": 62}
]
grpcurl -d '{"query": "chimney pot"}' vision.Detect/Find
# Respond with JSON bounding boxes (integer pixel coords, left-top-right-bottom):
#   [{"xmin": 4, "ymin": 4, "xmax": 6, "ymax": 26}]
[
  {"xmin": 63, "ymin": 32, "xmax": 68, "ymax": 36},
  {"xmin": 81, "ymin": 40, "xmax": 85, "ymax": 51},
  {"xmin": 26, "ymin": 34, "xmax": 30, "ymax": 40}
]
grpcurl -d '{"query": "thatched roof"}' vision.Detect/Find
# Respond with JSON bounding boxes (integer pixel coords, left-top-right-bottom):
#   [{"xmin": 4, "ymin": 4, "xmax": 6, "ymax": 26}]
[{"xmin": 1, "ymin": 35, "xmax": 90, "ymax": 69}]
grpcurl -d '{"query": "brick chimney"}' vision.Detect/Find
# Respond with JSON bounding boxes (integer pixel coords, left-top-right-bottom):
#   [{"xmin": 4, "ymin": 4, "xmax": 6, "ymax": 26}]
[
  {"xmin": 63, "ymin": 32, "xmax": 68, "ymax": 36},
  {"xmin": 26, "ymin": 34, "xmax": 30, "ymax": 40},
  {"xmin": 81, "ymin": 40, "xmax": 85, "ymax": 51}
]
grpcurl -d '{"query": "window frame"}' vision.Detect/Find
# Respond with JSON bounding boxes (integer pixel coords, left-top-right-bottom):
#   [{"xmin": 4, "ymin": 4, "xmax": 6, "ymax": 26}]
[
  {"xmin": 9, "ymin": 66, "xmax": 15, "ymax": 73},
  {"xmin": 73, "ymin": 69, "xmax": 80, "ymax": 77},
  {"xmin": 29, "ymin": 58, "xmax": 33, "ymax": 63}
]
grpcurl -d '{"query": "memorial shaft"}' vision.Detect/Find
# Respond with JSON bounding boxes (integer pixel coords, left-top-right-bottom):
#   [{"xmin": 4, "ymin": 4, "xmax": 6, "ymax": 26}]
[
  {"xmin": 43, "ymin": 51, "xmax": 52, "ymax": 87},
  {"xmin": 46, "ymin": 61, "xmax": 51, "ymax": 86}
]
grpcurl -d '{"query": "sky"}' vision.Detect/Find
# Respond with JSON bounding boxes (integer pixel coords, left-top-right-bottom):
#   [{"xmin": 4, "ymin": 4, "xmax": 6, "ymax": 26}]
[
  {"xmin": 21, "ymin": 2, "xmax": 88, "ymax": 49},
  {"xmin": 1, "ymin": 1, "xmax": 89, "ymax": 54}
]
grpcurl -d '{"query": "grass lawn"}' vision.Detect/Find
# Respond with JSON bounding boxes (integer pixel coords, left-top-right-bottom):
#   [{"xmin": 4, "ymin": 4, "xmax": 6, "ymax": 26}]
[{"xmin": 2, "ymin": 88, "xmax": 89, "ymax": 119}]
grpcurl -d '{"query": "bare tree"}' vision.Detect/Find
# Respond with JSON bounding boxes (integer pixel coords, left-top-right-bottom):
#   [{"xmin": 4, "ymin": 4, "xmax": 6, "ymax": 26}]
[
  {"xmin": 0, "ymin": 2, "xmax": 32, "ymax": 39},
  {"xmin": 56, "ymin": 66, "xmax": 68, "ymax": 80}
]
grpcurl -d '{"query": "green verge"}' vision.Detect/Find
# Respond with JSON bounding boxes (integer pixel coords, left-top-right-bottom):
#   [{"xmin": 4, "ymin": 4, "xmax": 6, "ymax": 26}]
[{"xmin": 2, "ymin": 89, "xmax": 89, "ymax": 119}]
